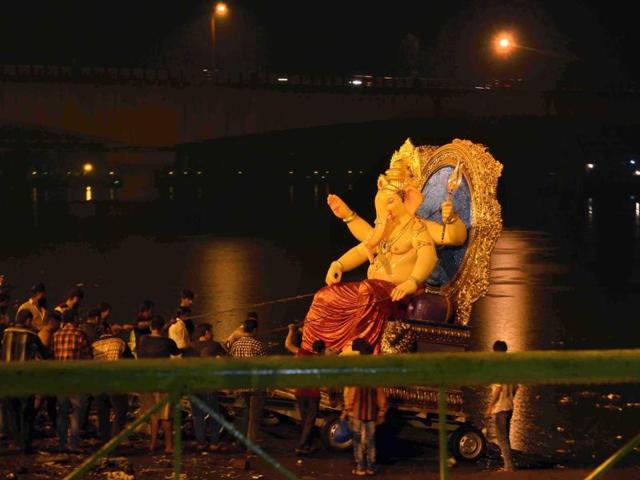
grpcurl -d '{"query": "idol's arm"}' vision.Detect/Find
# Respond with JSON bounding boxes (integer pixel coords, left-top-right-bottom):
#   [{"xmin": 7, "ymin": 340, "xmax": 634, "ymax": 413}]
[
  {"xmin": 427, "ymin": 217, "xmax": 467, "ymax": 246},
  {"xmin": 409, "ymin": 231, "xmax": 438, "ymax": 283},
  {"xmin": 426, "ymin": 201, "xmax": 467, "ymax": 246},
  {"xmin": 327, "ymin": 193, "xmax": 374, "ymax": 242},
  {"xmin": 345, "ymin": 216, "xmax": 375, "ymax": 243},
  {"xmin": 325, "ymin": 244, "xmax": 370, "ymax": 286}
]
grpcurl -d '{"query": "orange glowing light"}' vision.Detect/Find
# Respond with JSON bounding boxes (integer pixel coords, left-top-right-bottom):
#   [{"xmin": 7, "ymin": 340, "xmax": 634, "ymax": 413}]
[
  {"xmin": 83, "ymin": 163, "xmax": 94, "ymax": 173},
  {"xmin": 494, "ymin": 33, "xmax": 516, "ymax": 55},
  {"xmin": 215, "ymin": 2, "xmax": 228, "ymax": 15}
]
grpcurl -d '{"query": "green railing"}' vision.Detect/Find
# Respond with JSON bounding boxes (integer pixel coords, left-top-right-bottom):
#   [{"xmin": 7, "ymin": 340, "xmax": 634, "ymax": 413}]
[{"xmin": 1, "ymin": 350, "xmax": 639, "ymax": 479}]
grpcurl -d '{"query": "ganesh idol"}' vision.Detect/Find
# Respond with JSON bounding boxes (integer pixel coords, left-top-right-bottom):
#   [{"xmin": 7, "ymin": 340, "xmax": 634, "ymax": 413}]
[{"xmin": 301, "ymin": 143, "xmax": 467, "ymax": 353}]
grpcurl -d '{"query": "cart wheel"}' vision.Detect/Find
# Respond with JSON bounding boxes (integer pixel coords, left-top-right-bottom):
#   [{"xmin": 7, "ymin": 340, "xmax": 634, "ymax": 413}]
[
  {"xmin": 321, "ymin": 414, "xmax": 353, "ymax": 452},
  {"xmin": 448, "ymin": 425, "xmax": 486, "ymax": 462}
]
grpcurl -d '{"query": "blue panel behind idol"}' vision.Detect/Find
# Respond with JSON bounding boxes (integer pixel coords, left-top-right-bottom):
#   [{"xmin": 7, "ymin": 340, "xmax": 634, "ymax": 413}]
[{"xmin": 416, "ymin": 166, "xmax": 472, "ymax": 287}]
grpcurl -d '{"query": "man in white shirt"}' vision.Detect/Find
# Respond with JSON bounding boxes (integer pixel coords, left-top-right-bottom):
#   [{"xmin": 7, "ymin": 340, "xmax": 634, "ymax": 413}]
[
  {"xmin": 168, "ymin": 308, "xmax": 191, "ymax": 351},
  {"xmin": 486, "ymin": 340, "xmax": 518, "ymax": 471},
  {"xmin": 16, "ymin": 283, "xmax": 47, "ymax": 331}
]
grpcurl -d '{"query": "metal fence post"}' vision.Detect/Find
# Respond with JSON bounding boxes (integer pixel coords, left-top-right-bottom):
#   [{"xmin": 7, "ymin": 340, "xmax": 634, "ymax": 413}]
[
  {"xmin": 585, "ymin": 432, "xmax": 640, "ymax": 480},
  {"xmin": 438, "ymin": 386, "xmax": 450, "ymax": 480},
  {"xmin": 189, "ymin": 394, "xmax": 299, "ymax": 480}
]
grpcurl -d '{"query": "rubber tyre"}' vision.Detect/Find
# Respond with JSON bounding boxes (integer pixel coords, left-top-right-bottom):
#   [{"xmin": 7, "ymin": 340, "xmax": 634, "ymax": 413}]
[
  {"xmin": 448, "ymin": 425, "xmax": 487, "ymax": 462},
  {"xmin": 321, "ymin": 414, "xmax": 353, "ymax": 452}
]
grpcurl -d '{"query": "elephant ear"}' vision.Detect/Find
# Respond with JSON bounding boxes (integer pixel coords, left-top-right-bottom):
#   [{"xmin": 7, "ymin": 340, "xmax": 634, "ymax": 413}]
[{"xmin": 404, "ymin": 186, "xmax": 423, "ymax": 215}]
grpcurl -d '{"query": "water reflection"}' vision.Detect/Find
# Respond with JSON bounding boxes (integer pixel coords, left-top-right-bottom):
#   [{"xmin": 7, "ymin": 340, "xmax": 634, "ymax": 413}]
[
  {"xmin": 472, "ymin": 231, "xmax": 536, "ymax": 451},
  {"xmin": 2, "ymin": 179, "xmax": 639, "ymax": 463},
  {"xmin": 471, "ymin": 231, "xmax": 571, "ymax": 453},
  {"xmin": 473, "ymin": 231, "xmax": 565, "ymax": 351},
  {"xmin": 468, "ymin": 229, "xmax": 640, "ymax": 461},
  {"xmin": 198, "ymin": 240, "xmax": 256, "ymax": 339},
  {"xmin": 85, "ymin": 186, "xmax": 93, "ymax": 202}
]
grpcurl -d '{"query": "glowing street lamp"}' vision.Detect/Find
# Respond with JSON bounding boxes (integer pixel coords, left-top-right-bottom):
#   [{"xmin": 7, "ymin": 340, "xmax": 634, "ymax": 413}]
[
  {"xmin": 494, "ymin": 33, "xmax": 515, "ymax": 56},
  {"xmin": 83, "ymin": 163, "xmax": 94, "ymax": 174},
  {"xmin": 215, "ymin": 2, "xmax": 228, "ymax": 16}
]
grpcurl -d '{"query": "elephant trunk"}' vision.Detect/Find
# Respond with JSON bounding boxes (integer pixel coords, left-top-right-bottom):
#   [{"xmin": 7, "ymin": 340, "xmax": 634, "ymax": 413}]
[{"xmin": 365, "ymin": 219, "xmax": 388, "ymax": 250}]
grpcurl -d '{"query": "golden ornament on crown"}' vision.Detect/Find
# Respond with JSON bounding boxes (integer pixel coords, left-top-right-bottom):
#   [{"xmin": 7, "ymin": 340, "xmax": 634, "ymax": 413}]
[{"xmin": 377, "ymin": 138, "xmax": 423, "ymax": 196}]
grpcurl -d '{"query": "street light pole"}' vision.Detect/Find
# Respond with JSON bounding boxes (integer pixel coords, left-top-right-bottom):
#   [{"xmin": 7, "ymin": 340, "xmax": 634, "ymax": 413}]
[
  {"xmin": 210, "ymin": 14, "xmax": 217, "ymax": 70},
  {"xmin": 211, "ymin": 2, "xmax": 228, "ymax": 71}
]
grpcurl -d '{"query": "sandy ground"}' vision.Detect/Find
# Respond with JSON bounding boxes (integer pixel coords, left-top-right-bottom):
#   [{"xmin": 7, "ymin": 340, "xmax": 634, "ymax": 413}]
[{"xmin": 1, "ymin": 417, "xmax": 638, "ymax": 480}]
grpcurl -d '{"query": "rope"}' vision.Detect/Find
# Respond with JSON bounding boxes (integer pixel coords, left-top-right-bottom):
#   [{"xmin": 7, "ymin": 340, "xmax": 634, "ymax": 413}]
[
  {"xmin": 187, "ymin": 290, "xmax": 397, "ymax": 325},
  {"xmin": 186, "ymin": 292, "xmax": 318, "ymax": 322}
]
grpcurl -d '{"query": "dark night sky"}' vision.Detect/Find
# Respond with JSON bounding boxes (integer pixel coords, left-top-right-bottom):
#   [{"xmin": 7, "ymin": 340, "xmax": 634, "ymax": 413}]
[{"xmin": 0, "ymin": 1, "xmax": 636, "ymax": 85}]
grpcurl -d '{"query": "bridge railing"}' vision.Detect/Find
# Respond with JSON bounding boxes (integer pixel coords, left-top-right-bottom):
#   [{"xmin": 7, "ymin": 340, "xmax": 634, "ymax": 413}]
[
  {"xmin": 0, "ymin": 63, "xmax": 521, "ymax": 92},
  {"xmin": 1, "ymin": 350, "xmax": 639, "ymax": 479},
  {"xmin": 3, "ymin": 64, "xmax": 639, "ymax": 97}
]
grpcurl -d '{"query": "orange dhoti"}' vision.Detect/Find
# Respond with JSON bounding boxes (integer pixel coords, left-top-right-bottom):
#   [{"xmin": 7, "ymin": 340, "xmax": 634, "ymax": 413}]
[{"xmin": 301, "ymin": 279, "xmax": 400, "ymax": 353}]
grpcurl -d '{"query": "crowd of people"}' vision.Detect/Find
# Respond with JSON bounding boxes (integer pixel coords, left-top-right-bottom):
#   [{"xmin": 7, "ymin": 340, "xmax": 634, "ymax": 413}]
[
  {"xmin": 0, "ymin": 281, "xmax": 250, "ymax": 454},
  {"xmin": 0, "ymin": 278, "xmax": 517, "ymax": 475}
]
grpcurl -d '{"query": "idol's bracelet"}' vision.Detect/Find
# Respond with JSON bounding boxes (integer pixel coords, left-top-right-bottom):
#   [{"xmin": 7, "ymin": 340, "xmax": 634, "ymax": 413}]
[
  {"xmin": 408, "ymin": 275, "xmax": 422, "ymax": 288},
  {"xmin": 343, "ymin": 211, "xmax": 358, "ymax": 224},
  {"xmin": 445, "ymin": 213, "xmax": 459, "ymax": 225}
]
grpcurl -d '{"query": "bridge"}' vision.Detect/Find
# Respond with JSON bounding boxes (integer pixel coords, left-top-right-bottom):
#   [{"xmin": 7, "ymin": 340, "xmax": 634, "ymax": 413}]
[
  {"xmin": 3, "ymin": 64, "xmax": 639, "ymax": 146},
  {"xmin": 1, "ymin": 65, "xmax": 638, "ymax": 199}
]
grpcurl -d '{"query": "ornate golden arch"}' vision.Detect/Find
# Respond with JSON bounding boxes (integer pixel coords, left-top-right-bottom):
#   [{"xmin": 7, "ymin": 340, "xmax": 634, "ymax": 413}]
[{"xmin": 400, "ymin": 138, "xmax": 503, "ymax": 325}]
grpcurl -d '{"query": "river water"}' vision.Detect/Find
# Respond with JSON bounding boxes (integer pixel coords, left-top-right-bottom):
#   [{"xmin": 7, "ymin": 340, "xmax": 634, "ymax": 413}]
[{"xmin": 1, "ymin": 170, "xmax": 639, "ymax": 467}]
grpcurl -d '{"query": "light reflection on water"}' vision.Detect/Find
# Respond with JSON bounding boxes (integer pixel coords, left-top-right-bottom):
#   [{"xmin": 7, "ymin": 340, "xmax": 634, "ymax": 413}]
[
  {"xmin": 470, "ymin": 230, "xmax": 639, "ymax": 462},
  {"xmin": 473, "ymin": 232, "xmax": 538, "ymax": 452},
  {"xmin": 3, "ymin": 186, "xmax": 640, "ymax": 463},
  {"xmin": 197, "ymin": 240, "xmax": 272, "ymax": 340}
]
